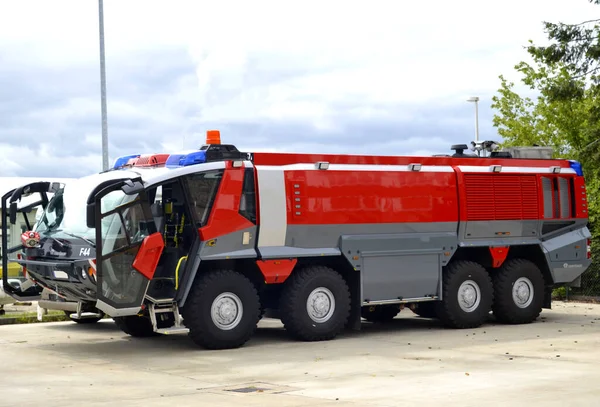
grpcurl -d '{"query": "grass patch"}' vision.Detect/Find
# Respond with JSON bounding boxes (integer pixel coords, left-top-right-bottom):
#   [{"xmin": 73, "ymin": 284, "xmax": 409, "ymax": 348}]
[{"xmin": 0, "ymin": 310, "xmax": 70, "ymax": 324}]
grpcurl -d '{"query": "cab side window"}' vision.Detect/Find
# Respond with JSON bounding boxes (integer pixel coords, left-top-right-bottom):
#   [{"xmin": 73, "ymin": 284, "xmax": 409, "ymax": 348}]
[
  {"xmin": 239, "ymin": 168, "xmax": 256, "ymax": 224},
  {"xmin": 183, "ymin": 170, "xmax": 224, "ymax": 226}
]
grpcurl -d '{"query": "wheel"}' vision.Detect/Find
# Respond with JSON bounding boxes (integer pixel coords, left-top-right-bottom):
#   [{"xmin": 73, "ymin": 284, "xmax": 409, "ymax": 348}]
[
  {"xmin": 435, "ymin": 260, "xmax": 493, "ymax": 329},
  {"xmin": 411, "ymin": 302, "xmax": 438, "ymax": 318},
  {"xmin": 181, "ymin": 269, "xmax": 261, "ymax": 350},
  {"xmin": 361, "ymin": 304, "xmax": 401, "ymax": 322},
  {"xmin": 279, "ymin": 265, "xmax": 351, "ymax": 341},
  {"xmin": 114, "ymin": 315, "xmax": 158, "ymax": 337},
  {"xmin": 492, "ymin": 258, "xmax": 545, "ymax": 324},
  {"xmin": 64, "ymin": 310, "xmax": 104, "ymax": 324}
]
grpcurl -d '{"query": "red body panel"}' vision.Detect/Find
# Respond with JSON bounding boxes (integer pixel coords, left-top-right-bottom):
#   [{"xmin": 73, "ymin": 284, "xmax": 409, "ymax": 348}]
[
  {"xmin": 132, "ymin": 232, "xmax": 165, "ymax": 280},
  {"xmin": 462, "ymin": 174, "xmax": 539, "ymax": 221},
  {"xmin": 252, "ymin": 152, "xmax": 573, "ymax": 169},
  {"xmin": 489, "ymin": 247, "xmax": 510, "ymax": 268},
  {"xmin": 284, "ymin": 169, "xmax": 459, "ymax": 224},
  {"xmin": 251, "ymin": 152, "xmax": 584, "ymax": 225},
  {"xmin": 573, "ymin": 176, "xmax": 588, "ymax": 219},
  {"xmin": 256, "ymin": 259, "xmax": 297, "ymax": 283},
  {"xmin": 199, "ymin": 163, "xmax": 254, "ymax": 241}
]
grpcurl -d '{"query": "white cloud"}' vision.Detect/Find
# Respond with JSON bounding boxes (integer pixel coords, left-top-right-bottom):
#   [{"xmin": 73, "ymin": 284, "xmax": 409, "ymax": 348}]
[
  {"xmin": 0, "ymin": 0, "xmax": 597, "ymax": 178},
  {"xmin": 183, "ymin": 0, "xmax": 598, "ymax": 127}
]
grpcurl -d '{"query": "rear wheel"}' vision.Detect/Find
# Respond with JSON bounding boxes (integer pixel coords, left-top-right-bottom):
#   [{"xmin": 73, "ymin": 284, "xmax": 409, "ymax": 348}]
[
  {"xmin": 182, "ymin": 269, "xmax": 261, "ymax": 350},
  {"xmin": 280, "ymin": 265, "xmax": 351, "ymax": 341},
  {"xmin": 436, "ymin": 260, "xmax": 493, "ymax": 329},
  {"xmin": 361, "ymin": 304, "xmax": 401, "ymax": 322},
  {"xmin": 492, "ymin": 258, "xmax": 545, "ymax": 324},
  {"xmin": 114, "ymin": 315, "xmax": 157, "ymax": 337}
]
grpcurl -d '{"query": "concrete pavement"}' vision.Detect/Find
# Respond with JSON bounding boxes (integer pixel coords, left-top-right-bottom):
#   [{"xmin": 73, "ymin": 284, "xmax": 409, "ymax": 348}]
[{"xmin": 0, "ymin": 301, "xmax": 599, "ymax": 407}]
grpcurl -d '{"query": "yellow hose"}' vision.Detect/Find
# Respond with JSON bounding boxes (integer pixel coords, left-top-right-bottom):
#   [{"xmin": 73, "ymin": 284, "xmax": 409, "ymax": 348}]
[{"xmin": 174, "ymin": 256, "xmax": 188, "ymax": 290}]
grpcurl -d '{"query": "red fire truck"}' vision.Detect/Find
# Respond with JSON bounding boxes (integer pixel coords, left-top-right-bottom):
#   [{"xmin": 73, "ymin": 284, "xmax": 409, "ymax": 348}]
[{"xmin": 1, "ymin": 131, "xmax": 592, "ymax": 349}]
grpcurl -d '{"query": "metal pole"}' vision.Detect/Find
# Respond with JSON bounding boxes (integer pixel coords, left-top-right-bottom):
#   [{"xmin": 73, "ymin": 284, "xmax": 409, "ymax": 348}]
[
  {"xmin": 474, "ymin": 99, "xmax": 479, "ymax": 142},
  {"xmin": 99, "ymin": 0, "xmax": 109, "ymax": 171}
]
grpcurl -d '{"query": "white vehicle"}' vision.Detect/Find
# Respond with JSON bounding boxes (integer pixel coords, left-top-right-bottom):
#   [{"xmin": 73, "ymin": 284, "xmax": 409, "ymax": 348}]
[{"xmin": 0, "ymin": 177, "xmax": 103, "ymax": 322}]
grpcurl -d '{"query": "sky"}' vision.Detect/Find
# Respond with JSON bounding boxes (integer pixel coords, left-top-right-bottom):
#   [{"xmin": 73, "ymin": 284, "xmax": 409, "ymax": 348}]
[{"xmin": 0, "ymin": 0, "xmax": 598, "ymax": 178}]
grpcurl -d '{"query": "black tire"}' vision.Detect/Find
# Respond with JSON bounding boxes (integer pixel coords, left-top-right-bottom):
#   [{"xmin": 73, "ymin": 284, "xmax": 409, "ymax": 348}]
[
  {"xmin": 492, "ymin": 258, "xmax": 545, "ymax": 324},
  {"xmin": 361, "ymin": 304, "xmax": 401, "ymax": 322},
  {"xmin": 435, "ymin": 260, "xmax": 493, "ymax": 329},
  {"xmin": 113, "ymin": 315, "xmax": 158, "ymax": 337},
  {"xmin": 411, "ymin": 302, "xmax": 438, "ymax": 318},
  {"xmin": 181, "ymin": 269, "xmax": 261, "ymax": 350},
  {"xmin": 280, "ymin": 265, "xmax": 351, "ymax": 341},
  {"xmin": 64, "ymin": 310, "xmax": 104, "ymax": 324}
]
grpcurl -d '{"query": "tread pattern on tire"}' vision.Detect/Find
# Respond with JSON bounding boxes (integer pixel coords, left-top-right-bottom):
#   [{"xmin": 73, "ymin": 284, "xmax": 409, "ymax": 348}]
[
  {"xmin": 436, "ymin": 260, "xmax": 493, "ymax": 329},
  {"xmin": 280, "ymin": 265, "xmax": 351, "ymax": 341},
  {"xmin": 181, "ymin": 269, "xmax": 261, "ymax": 350},
  {"xmin": 113, "ymin": 315, "xmax": 157, "ymax": 337},
  {"xmin": 492, "ymin": 258, "xmax": 544, "ymax": 324}
]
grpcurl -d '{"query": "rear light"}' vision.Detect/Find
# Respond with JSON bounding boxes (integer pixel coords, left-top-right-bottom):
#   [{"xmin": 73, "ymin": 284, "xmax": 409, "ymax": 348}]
[{"xmin": 587, "ymin": 238, "xmax": 592, "ymax": 259}]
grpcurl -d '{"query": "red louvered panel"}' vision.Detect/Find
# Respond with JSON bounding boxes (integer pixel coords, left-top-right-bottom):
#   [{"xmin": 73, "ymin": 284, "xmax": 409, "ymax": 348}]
[{"xmin": 464, "ymin": 174, "xmax": 539, "ymax": 221}]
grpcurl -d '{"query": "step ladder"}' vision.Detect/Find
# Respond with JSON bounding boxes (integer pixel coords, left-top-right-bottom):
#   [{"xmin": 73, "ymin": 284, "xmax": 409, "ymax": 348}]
[{"xmin": 148, "ymin": 300, "xmax": 189, "ymax": 335}]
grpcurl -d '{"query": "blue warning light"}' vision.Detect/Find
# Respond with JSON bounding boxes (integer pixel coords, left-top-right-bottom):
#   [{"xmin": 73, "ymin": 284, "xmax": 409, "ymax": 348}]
[
  {"xmin": 165, "ymin": 151, "xmax": 207, "ymax": 168},
  {"xmin": 569, "ymin": 160, "xmax": 584, "ymax": 176},
  {"xmin": 112, "ymin": 154, "xmax": 140, "ymax": 169}
]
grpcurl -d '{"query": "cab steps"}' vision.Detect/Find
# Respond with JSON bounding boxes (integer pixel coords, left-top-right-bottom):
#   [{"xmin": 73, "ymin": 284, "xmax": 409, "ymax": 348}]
[{"xmin": 148, "ymin": 300, "xmax": 189, "ymax": 335}]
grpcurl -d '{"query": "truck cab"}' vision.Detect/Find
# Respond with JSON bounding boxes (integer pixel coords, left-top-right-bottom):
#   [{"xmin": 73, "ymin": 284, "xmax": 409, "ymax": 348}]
[{"xmin": 2, "ymin": 130, "xmax": 255, "ymax": 340}]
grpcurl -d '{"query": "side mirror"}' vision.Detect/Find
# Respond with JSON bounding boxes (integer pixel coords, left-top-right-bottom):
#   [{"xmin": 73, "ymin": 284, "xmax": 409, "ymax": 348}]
[
  {"xmin": 86, "ymin": 203, "xmax": 96, "ymax": 229},
  {"xmin": 9, "ymin": 202, "xmax": 17, "ymax": 224},
  {"xmin": 121, "ymin": 179, "xmax": 144, "ymax": 195}
]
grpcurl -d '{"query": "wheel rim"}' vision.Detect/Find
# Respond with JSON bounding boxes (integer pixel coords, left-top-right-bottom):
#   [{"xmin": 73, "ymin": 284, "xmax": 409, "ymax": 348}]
[
  {"xmin": 512, "ymin": 277, "xmax": 534, "ymax": 308},
  {"xmin": 306, "ymin": 287, "xmax": 335, "ymax": 323},
  {"xmin": 211, "ymin": 292, "xmax": 243, "ymax": 330},
  {"xmin": 457, "ymin": 280, "xmax": 481, "ymax": 312}
]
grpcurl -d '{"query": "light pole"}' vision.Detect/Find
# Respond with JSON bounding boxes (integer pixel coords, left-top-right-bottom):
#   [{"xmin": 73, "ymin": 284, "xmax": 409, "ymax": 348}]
[
  {"xmin": 99, "ymin": 0, "xmax": 109, "ymax": 171},
  {"xmin": 467, "ymin": 96, "xmax": 479, "ymax": 142}
]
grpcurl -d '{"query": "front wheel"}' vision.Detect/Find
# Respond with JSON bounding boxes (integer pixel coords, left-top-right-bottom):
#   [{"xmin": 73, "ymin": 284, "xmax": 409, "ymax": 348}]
[
  {"xmin": 182, "ymin": 269, "xmax": 261, "ymax": 350},
  {"xmin": 280, "ymin": 265, "xmax": 351, "ymax": 341},
  {"xmin": 436, "ymin": 260, "xmax": 493, "ymax": 329},
  {"xmin": 492, "ymin": 258, "xmax": 545, "ymax": 324}
]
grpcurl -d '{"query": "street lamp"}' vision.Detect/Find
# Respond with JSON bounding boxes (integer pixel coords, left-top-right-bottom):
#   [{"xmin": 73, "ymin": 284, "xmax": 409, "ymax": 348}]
[
  {"xmin": 99, "ymin": 0, "xmax": 109, "ymax": 171},
  {"xmin": 467, "ymin": 96, "xmax": 479, "ymax": 142}
]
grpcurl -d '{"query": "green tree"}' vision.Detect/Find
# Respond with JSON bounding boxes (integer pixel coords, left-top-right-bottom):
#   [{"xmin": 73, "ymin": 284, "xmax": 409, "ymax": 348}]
[
  {"xmin": 491, "ymin": 1, "xmax": 600, "ymax": 295},
  {"xmin": 526, "ymin": 0, "xmax": 600, "ymax": 101},
  {"xmin": 491, "ymin": 59, "xmax": 599, "ymax": 226}
]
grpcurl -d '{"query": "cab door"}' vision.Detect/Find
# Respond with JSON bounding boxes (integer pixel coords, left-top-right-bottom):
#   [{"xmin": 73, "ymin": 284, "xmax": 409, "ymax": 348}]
[
  {"xmin": 90, "ymin": 178, "xmax": 165, "ymax": 317},
  {"xmin": 1, "ymin": 181, "xmax": 61, "ymax": 300}
]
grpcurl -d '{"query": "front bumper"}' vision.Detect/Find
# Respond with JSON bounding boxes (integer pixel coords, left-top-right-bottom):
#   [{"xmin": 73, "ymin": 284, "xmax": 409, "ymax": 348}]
[{"xmin": 17, "ymin": 258, "xmax": 98, "ymax": 303}]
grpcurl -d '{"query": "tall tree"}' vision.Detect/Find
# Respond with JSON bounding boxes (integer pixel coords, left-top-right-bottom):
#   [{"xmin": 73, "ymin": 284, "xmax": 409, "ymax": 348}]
[
  {"xmin": 527, "ymin": 0, "xmax": 600, "ymax": 99},
  {"xmin": 491, "ymin": 1, "xmax": 600, "ymax": 227},
  {"xmin": 492, "ymin": 57, "xmax": 600, "ymax": 227},
  {"xmin": 491, "ymin": 1, "xmax": 600, "ymax": 294}
]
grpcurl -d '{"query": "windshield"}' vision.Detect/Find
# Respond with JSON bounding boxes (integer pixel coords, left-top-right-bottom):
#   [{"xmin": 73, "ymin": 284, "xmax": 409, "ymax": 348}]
[{"xmin": 34, "ymin": 180, "xmax": 138, "ymax": 242}]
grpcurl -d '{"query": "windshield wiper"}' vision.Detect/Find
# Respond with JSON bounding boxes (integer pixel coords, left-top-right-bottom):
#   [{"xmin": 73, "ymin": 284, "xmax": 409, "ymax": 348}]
[{"xmin": 61, "ymin": 232, "xmax": 96, "ymax": 247}]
